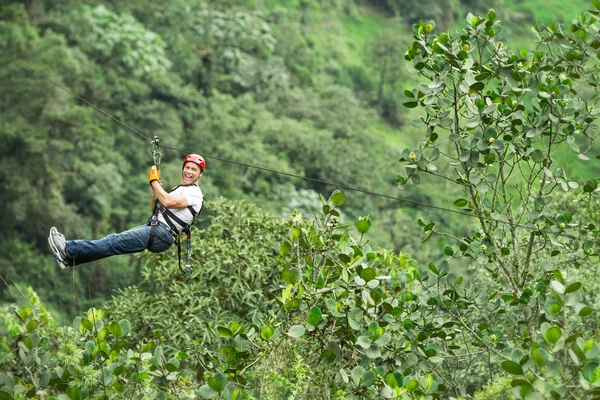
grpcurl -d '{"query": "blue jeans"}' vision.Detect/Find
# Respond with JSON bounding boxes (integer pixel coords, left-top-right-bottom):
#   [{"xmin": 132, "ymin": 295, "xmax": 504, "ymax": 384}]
[{"xmin": 65, "ymin": 222, "xmax": 176, "ymax": 265}]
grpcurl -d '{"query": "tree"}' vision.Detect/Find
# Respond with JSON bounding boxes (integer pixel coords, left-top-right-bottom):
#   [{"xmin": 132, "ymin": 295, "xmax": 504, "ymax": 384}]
[{"xmin": 397, "ymin": 6, "xmax": 600, "ymax": 397}]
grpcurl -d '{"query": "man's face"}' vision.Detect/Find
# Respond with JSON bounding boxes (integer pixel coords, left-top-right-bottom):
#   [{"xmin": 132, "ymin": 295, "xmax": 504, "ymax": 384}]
[{"xmin": 182, "ymin": 162, "xmax": 202, "ymax": 185}]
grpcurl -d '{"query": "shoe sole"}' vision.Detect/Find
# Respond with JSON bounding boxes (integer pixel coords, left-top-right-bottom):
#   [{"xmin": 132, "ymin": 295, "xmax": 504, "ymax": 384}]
[{"xmin": 48, "ymin": 228, "xmax": 69, "ymax": 269}]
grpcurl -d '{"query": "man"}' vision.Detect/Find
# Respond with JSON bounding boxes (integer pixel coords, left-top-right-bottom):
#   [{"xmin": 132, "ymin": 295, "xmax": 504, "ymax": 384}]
[{"xmin": 48, "ymin": 154, "xmax": 205, "ymax": 268}]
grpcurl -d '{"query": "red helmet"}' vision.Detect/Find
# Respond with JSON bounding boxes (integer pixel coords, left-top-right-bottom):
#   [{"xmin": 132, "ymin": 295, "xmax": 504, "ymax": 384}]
[{"xmin": 183, "ymin": 154, "xmax": 205, "ymax": 172}]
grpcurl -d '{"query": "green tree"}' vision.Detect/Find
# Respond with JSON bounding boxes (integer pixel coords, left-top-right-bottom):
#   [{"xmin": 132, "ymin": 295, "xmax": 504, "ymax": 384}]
[{"xmin": 397, "ymin": 6, "xmax": 600, "ymax": 397}]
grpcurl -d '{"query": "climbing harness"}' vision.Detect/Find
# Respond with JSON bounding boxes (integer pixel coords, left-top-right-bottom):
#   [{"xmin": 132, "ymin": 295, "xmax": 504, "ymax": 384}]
[
  {"xmin": 147, "ymin": 189, "xmax": 201, "ymax": 275},
  {"xmin": 146, "ymin": 137, "xmax": 201, "ymax": 274}
]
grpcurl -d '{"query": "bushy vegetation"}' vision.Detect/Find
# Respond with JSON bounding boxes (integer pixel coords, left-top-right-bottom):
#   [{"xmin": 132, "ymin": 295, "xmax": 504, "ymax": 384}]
[{"xmin": 3, "ymin": 0, "xmax": 600, "ymax": 399}]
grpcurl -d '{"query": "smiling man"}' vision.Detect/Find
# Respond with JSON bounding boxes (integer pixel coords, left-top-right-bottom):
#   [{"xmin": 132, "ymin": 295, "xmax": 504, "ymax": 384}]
[{"xmin": 48, "ymin": 154, "xmax": 205, "ymax": 269}]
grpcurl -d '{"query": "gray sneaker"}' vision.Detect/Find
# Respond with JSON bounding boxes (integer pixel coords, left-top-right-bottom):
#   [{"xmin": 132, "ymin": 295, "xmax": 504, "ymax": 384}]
[{"xmin": 48, "ymin": 227, "xmax": 71, "ymax": 269}]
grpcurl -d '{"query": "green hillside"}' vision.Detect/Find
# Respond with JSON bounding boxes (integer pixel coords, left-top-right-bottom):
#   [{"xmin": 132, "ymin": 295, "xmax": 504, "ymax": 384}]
[{"xmin": 2, "ymin": 0, "xmax": 600, "ymax": 398}]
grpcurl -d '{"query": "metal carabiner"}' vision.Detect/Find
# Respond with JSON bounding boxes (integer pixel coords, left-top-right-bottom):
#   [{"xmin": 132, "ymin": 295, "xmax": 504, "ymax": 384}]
[{"xmin": 151, "ymin": 136, "xmax": 162, "ymax": 170}]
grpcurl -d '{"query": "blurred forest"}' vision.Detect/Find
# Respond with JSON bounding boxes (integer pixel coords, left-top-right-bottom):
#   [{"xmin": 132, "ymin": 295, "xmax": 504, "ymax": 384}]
[{"xmin": 0, "ymin": 0, "xmax": 593, "ymax": 315}]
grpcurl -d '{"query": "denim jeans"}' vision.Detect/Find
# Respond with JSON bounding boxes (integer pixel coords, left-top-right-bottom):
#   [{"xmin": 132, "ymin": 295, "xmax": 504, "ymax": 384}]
[{"xmin": 65, "ymin": 222, "xmax": 175, "ymax": 265}]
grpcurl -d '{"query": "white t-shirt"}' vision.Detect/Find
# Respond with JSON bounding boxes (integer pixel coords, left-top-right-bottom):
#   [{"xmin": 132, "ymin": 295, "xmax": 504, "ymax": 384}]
[{"xmin": 157, "ymin": 185, "xmax": 203, "ymax": 232}]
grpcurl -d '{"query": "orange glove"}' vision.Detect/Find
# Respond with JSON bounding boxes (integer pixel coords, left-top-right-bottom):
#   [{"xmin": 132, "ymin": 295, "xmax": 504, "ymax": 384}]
[{"xmin": 148, "ymin": 166, "xmax": 161, "ymax": 184}]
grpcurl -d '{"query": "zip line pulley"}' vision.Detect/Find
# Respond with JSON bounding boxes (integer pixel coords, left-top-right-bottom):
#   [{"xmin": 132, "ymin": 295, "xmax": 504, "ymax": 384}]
[{"xmin": 151, "ymin": 136, "xmax": 162, "ymax": 170}]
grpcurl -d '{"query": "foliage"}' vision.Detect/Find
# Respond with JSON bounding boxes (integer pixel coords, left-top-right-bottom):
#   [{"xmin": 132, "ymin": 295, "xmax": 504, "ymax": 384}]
[
  {"xmin": 104, "ymin": 198, "xmax": 291, "ymax": 356},
  {"xmin": 0, "ymin": 298, "xmax": 198, "ymax": 399},
  {"xmin": 397, "ymin": 5, "xmax": 600, "ymax": 398}
]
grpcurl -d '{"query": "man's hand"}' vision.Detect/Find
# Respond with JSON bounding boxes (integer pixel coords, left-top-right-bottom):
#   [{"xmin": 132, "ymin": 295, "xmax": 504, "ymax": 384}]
[{"xmin": 148, "ymin": 165, "xmax": 161, "ymax": 184}]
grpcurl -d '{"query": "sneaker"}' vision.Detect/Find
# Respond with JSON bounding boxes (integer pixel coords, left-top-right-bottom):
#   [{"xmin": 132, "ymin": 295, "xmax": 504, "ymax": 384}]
[{"xmin": 48, "ymin": 227, "xmax": 71, "ymax": 269}]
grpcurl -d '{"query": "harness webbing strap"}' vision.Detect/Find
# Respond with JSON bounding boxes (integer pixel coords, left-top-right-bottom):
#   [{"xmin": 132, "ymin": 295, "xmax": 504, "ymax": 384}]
[{"xmin": 146, "ymin": 184, "xmax": 200, "ymax": 257}]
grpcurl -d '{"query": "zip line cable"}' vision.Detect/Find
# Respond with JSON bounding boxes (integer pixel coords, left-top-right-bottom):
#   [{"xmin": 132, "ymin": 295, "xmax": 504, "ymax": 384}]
[
  {"xmin": 1, "ymin": 49, "xmax": 153, "ymax": 143},
  {"xmin": 3, "ymin": 48, "xmax": 599, "ymax": 244}
]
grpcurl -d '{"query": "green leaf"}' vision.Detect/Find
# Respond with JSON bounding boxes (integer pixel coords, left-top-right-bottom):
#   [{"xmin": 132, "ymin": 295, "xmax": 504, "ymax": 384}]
[
  {"xmin": 583, "ymin": 362, "xmax": 600, "ymax": 382},
  {"xmin": 386, "ymin": 373, "xmax": 398, "ymax": 388},
  {"xmin": 217, "ymin": 326, "xmax": 233, "ymax": 337},
  {"xmin": 103, "ymin": 367, "xmax": 114, "ymax": 386},
  {"xmin": 290, "ymin": 227, "xmax": 301, "ymax": 242},
  {"xmin": 165, "ymin": 362, "xmax": 178, "ymax": 373},
  {"xmin": 454, "ymin": 198, "xmax": 468, "ymax": 207},
  {"xmin": 360, "ymin": 268, "xmax": 376, "ymax": 282},
  {"xmin": 531, "ymin": 348, "xmax": 544, "ymax": 367},
  {"xmin": 108, "ymin": 321, "xmax": 122, "ymax": 338},
  {"xmin": 531, "ymin": 149, "xmax": 546, "ymax": 163},
  {"xmin": 208, "ymin": 376, "xmax": 223, "ymax": 392},
  {"xmin": 306, "ymin": 306, "xmax": 322, "ymax": 326},
  {"xmin": 66, "ymin": 386, "xmax": 81, "ymax": 400},
  {"xmin": 198, "ymin": 385, "xmax": 219, "ymax": 398},
  {"xmin": 280, "ymin": 240, "xmax": 292, "ymax": 256},
  {"xmin": 351, "ymin": 366, "xmax": 365, "ymax": 386},
  {"xmin": 320, "ymin": 349, "xmax": 337, "ymax": 364},
  {"xmin": 544, "ymin": 326, "xmax": 562, "ymax": 344},
  {"xmin": 282, "ymin": 269, "xmax": 297, "ymax": 285},
  {"xmin": 25, "ymin": 320, "xmax": 39, "ymax": 332},
  {"xmin": 356, "ymin": 216, "xmax": 372, "ymax": 233},
  {"xmin": 565, "ymin": 282, "xmax": 581, "ymax": 293},
  {"xmin": 117, "ymin": 319, "xmax": 131, "ymax": 336},
  {"xmin": 361, "ymin": 370, "xmax": 376, "ymax": 387},
  {"xmin": 330, "ymin": 190, "xmax": 345, "ymax": 206},
  {"xmin": 287, "ymin": 325, "xmax": 305, "ymax": 338},
  {"xmin": 261, "ymin": 326, "xmax": 274, "ymax": 340},
  {"xmin": 406, "ymin": 379, "xmax": 419, "ymax": 390},
  {"xmin": 80, "ymin": 318, "xmax": 93, "ymax": 332},
  {"xmin": 501, "ymin": 360, "xmax": 523, "ymax": 375}
]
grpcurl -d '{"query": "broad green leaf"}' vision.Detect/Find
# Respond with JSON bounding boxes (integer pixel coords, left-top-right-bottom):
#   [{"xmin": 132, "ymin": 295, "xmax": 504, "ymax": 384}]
[
  {"xmin": 165, "ymin": 362, "xmax": 178, "ymax": 373},
  {"xmin": 25, "ymin": 320, "xmax": 39, "ymax": 332},
  {"xmin": 108, "ymin": 321, "xmax": 122, "ymax": 338},
  {"xmin": 524, "ymin": 393, "xmax": 545, "ymax": 400},
  {"xmin": 208, "ymin": 376, "xmax": 223, "ymax": 392},
  {"xmin": 282, "ymin": 269, "xmax": 297, "ymax": 285},
  {"xmin": 406, "ymin": 379, "xmax": 419, "ymax": 390},
  {"xmin": 103, "ymin": 367, "xmax": 114, "ymax": 386},
  {"xmin": 87, "ymin": 308, "xmax": 103, "ymax": 322},
  {"xmin": 280, "ymin": 240, "xmax": 292, "ymax": 256},
  {"xmin": 306, "ymin": 307, "xmax": 322, "ymax": 326},
  {"xmin": 531, "ymin": 348, "xmax": 544, "ymax": 367},
  {"xmin": 80, "ymin": 318, "xmax": 93, "ymax": 332},
  {"xmin": 351, "ymin": 366, "xmax": 365, "ymax": 386},
  {"xmin": 501, "ymin": 360, "xmax": 523, "ymax": 375},
  {"xmin": 356, "ymin": 216, "xmax": 372, "ymax": 233},
  {"xmin": 360, "ymin": 268, "xmax": 376, "ymax": 282},
  {"xmin": 330, "ymin": 190, "xmax": 345, "ymax": 206},
  {"xmin": 66, "ymin": 386, "xmax": 81, "ymax": 400},
  {"xmin": 583, "ymin": 362, "xmax": 600, "ymax": 382},
  {"xmin": 565, "ymin": 282, "xmax": 581, "ymax": 293},
  {"xmin": 217, "ymin": 326, "xmax": 233, "ymax": 337},
  {"xmin": 118, "ymin": 319, "xmax": 131, "ymax": 336},
  {"xmin": 290, "ymin": 227, "xmax": 301, "ymax": 242},
  {"xmin": 287, "ymin": 325, "xmax": 305, "ymax": 338},
  {"xmin": 386, "ymin": 373, "xmax": 398, "ymax": 388},
  {"xmin": 531, "ymin": 149, "xmax": 546, "ymax": 163},
  {"xmin": 261, "ymin": 326, "xmax": 274, "ymax": 340},
  {"xmin": 544, "ymin": 326, "xmax": 562, "ymax": 344},
  {"xmin": 198, "ymin": 385, "xmax": 219, "ymax": 398},
  {"xmin": 454, "ymin": 198, "xmax": 468, "ymax": 207},
  {"xmin": 320, "ymin": 349, "xmax": 337, "ymax": 364},
  {"xmin": 361, "ymin": 370, "xmax": 376, "ymax": 387}
]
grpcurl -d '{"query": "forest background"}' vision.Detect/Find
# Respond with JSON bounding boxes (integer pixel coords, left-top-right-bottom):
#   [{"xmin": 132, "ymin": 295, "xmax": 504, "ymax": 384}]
[
  {"xmin": 2, "ymin": 0, "xmax": 593, "ymax": 319},
  {"xmin": 2, "ymin": 0, "xmax": 600, "ymax": 398}
]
